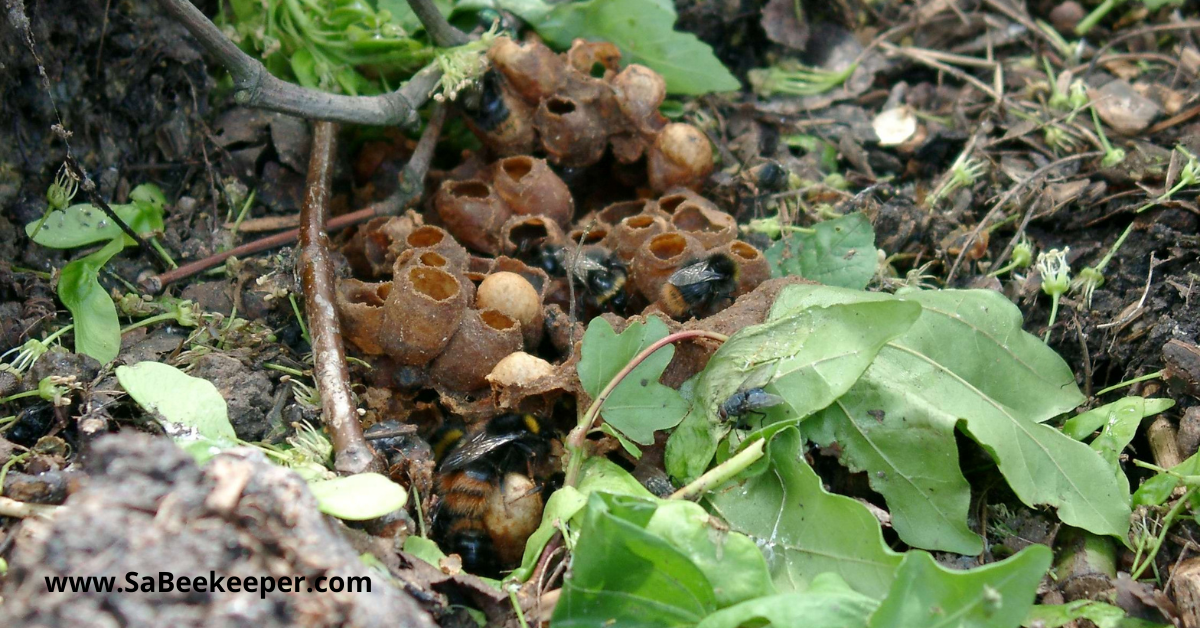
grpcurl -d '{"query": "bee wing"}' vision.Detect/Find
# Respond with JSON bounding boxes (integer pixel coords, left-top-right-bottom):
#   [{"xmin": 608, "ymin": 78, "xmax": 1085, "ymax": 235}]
[
  {"xmin": 439, "ymin": 431, "xmax": 526, "ymax": 472},
  {"xmin": 668, "ymin": 262, "xmax": 723, "ymax": 287}
]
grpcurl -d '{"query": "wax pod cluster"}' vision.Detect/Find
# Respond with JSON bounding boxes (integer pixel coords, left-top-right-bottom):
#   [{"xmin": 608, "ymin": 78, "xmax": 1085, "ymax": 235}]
[
  {"xmin": 336, "ymin": 223, "xmax": 552, "ymax": 394},
  {"xmin": 564, "ymin": 189, "xmax": 770, "ymax": 317},
  {"xmin": 434, "ymin": 155, "xmax": 573, "ymax": 255},
  {"xmin": 470, "ymin": 36, "xmax": 714, "ymax": 192}
]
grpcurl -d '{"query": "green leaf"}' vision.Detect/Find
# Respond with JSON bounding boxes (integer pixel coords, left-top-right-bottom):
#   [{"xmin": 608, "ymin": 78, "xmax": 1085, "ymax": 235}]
[
  {"xmin": 511, "ymin": 456, "xmax": 653, "ymax": 582},
  {"xmin": 59, "ymin": 237, "xmax": 127, "ymax": 363},
  {"xmin": 696, "ymin": 573, "xmax": 877, "ymax": 628},
  {"xmin": 578, "ymin": 316, "xmax": 686, "ymax": 445},
  {"xmin": 1064, "ymin": 398, "xmax": 1174, "ymax": 471},
  {"xmin": 1133, "ymin": 451, "xmax": 1200, "ymax": 507},
  {"xmin": 665, "ymin": 298, "xmax": 921, "ymax": 482},
  {"xmin": 116, "ymin": 361, "xmax": 238, "ymax": 460},
  {"xmin": 28, "ymin": 184, "xmax": 166, "ymax": 249},
  {"xmin": 553, "ymin": 493, "xmax": 718, "ymax": 627},
  {"xmin": 309, "ymin": 473, "xmax": 408, "ymax": 521},
  {"xmin": 708, "ymin": 428, "xmax": 903, "ymax": 598},
  {"xmin": 868, "ymin": 545, "xmax": 1051, "ymax": 628},
  {"xmin": 765, "ymin": 213, "xmax": 878, "ymax": 289},
  {"xmin": 782, "ymin": 286, "xmax": 1126, "ymax": 552},
  {"xmin": 645, "ymin": 500, "xmax": 775, "ymax": 607},
  {"xmin": 1027, "ymin": 600, "xmax": 1170, "ymax": 628},
  {"xmin": 378, "ymin": 0, "xmax": 452, "ymax": 34},
  {"xmin": 529, "ymin": 0, "xmax": 739, "ymax": 95}
]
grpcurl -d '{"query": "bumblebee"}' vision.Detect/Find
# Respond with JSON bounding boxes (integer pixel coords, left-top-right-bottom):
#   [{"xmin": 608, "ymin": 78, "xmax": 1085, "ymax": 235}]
[
  {"xmin": 463, "ymin": 69, "xmax": 510, "ymax": 132},
  {"xmin": 434, "ymin": 413, "xmax": 551, "ymax": 576},
  {"xmin": 719, "ymin": 387, "xmax": 784, "ymax": 428},
  {"xmin": 660, "ymin": 253, "xmax": 739, "ymax": 319},
  {"xmin": 535, "ymin": 244, "xmax": 629, "ymax": 311}
]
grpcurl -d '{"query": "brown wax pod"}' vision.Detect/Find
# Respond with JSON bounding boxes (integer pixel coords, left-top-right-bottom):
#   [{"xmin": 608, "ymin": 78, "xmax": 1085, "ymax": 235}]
[
  {"xmin": 501, "ymin": 214, "xmax": 566, "ymax": 258},
  {"xmin": 596, "ymin": 200, "xmax": 650, "ymax": 227},
  {"xmin": 491, "ymin": 156, "xmax": 574, "ymax": 228},
  {"xmin": 429, "ymin": 309, "xmax": 523, "ymax": 392},
  {"xmin": 670, "ymin": 202, "xmax": 737, "ymax": 249},
  {"xmin": 487, "ymin": 36, "xmax": 566, "ymax": 103},
  {"xmin": 464, "ymin": 72, "xmax": 537, "ymax": 156},
  {"xmin": 611, "ymin": 64, "xmax": 667, "ymax": 134},
  {"xmin": 565, "ymin": 38, "xmax": 622, "ymax": 77},
  {"xmin": 655, "ymin": 189, "xmax": 718, "ymax": 216},
  {"xmin": 395, "ymin": 225, "xmax": 470, "ymax": 271},
  {"xmin": 631, "ymin": 231, "xmax": 704, "ymax": 302},
  {"xmin": 434, "ymin": 179, "xmax": 513, "ymax": 255},
  {"xmin": 379, "ymin": 265, "xmax": 469, "ymax": 365},
  {"xmin": 476, "ymin": 266, "xmax": 546, "ymax": 348},
  {"xmin": 567, "ymin": 225, "xmax": 610, "ymax": 247},
  {"xmin": 535, "ymin": 95, "xmax": 608, "ymax": 168},
  {"xmin": 335, "ymin": 279, "xmax": 391, "ymax": 355},
  {"xmin": 648, "ymin": 123, "xmax": 715, "ymax": 192},
  {"xmin": 721, "ymin": 240, "xmax": 771, "ymax": 297},
  {"xmin": 393, "ymin": 248, "xmax": 477, "ymax": 304},
  {"xmin": 608, "ymin": 211, "xmax": 670, "ymax": 263},
  {"xmin": 609, "ymin": 132, "xmax": 649, "ymax": 164}
]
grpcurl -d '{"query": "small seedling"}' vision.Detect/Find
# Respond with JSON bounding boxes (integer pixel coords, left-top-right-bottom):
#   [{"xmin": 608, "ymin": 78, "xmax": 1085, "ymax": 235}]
[
  {"xmin": 748, "ymin": 59, "xmax": 857, "ymax": 97},
  {"xmin": 928, "ymin": 151, "xmax": 988, "ymax": 207},
  {"xmin": 989, "ymin": 239, "xmax": 1035, "ymax": 278},
  {"xmin": 0, "ymin": 326, "xmax": 73, "ymax": 375},
  {"xmin": 1092, "ymin": 107, "xmax": 1126, "ymax": 168},
  {"xmin": 1036, "ymin": 247, "xmax": 1072, "ymax": 341},
  {"xmin": 28, "ymin": 164, "xmax": 79, "ymax": 240}
]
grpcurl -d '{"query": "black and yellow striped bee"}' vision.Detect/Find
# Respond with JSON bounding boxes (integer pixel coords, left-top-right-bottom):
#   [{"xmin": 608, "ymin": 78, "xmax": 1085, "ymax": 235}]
[
  {"xmin": 535, "ymin": 244, "xmax": 630, "ymax": 312},
  {"xmin": 433, "ymin": 413, "xmax": 551, "ymax": 576},
  {"xmin": 660, "ymin": 253, "xmax": 739, "ymax": 319}
]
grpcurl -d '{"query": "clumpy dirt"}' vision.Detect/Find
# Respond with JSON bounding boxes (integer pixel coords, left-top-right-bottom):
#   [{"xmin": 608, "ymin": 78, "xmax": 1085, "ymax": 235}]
[{"xmin": 2, "ymin": 433, "xmax": 435, "ymax": 628}]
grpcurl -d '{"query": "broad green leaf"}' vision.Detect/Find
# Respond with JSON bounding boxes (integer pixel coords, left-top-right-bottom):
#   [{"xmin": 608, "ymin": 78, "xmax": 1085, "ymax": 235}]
[
  {"xmin": 28, "ymin": 184, "xmax": 166, "ymax": 249},
  {"xmin": 1065, "ymin": 398, "xmax": 1174, "ymax": 477},
  {"xmin": 553, "ymin": 493, "xmax": 717, "ymax": 627},
  {"xmin": 1133, "ymin": 451, "xmax": 1200, "ymax": 507},
  {"xmin": 697, "ymin": 573, "xmax": 877, "ymax": 628},
  {"xmin": 868, "ymin": 545, "xmax": 1051, "ymax": 628},
  {"xmin": 1027, "ymin": 600, "xmax": 1170, "ymax": 628},
  {"xmin": 59, "ymin": 237, "xmax": 126, "ymax": 363},
  {"xmin": 578, "ymin": 316, "xmax": 686, "ymax": 445},
  {"xmin": 116, "ymin": 361, "xmax": 237, "ymax": 460},
  {"xmin": 708, "ymin": 428, "xmax": 903, "ymax": 598},
  {"xmin": 511, "ymin": 457, "xmax": 652, "ymax": 582},
  {"xmin": 531, "ymin": 0, "xmax": 739, "ymax": 95},
  {"xmin": 665, "ymin": 299, "xmax": 920, "ymax": 481},
  {"xmin": 378, "ymin": 0, "xmax": 452, "ymax": 34},
  {"xmin": 780, "ymin": 286, "xmax": 1125, "ymax": 551},
  {"xmin": 646, "ymin": 500, "xmax": 775, "ymax": 607},
  {"xmin": 765, "ymin": 213, "xmax": 878, "ymax": 289},
  {"xmin": 309, "ymin": 473, "xmax": 408, "ymax": 521}
]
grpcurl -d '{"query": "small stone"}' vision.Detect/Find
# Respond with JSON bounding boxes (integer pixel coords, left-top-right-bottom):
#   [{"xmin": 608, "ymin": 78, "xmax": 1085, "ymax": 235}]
[
  {"xmin": 1092, "ymin": 80, "xmax": 1161, "ymax": 135},
  {"xmin": 1049, "ymin": 1, "xmax": 1085, "ymax": 33}
]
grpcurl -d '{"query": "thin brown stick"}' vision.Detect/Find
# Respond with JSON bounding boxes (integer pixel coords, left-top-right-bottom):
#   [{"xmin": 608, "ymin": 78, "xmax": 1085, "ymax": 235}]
[
  {"xmin": 301, "ymin": 122, "xmax": 382, "ymax": 475},
  {"xmin": 156, "ymin": 0, "xmax": 439, "ymax": 127},
  {"xmin": 142, "ymin": 104, "xmax": 448, "ymax": 293},
  {"xmin": 407, "ymin": 0, "xmax": 469, "ymax": 47}
]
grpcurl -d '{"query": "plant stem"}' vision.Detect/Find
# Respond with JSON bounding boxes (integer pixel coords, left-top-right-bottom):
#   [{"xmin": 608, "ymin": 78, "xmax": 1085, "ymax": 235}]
[
  {"xmin": 407, "ymin": 0, "xmax": 469, "ymax": 47},
  {"xmin": 1043, "ymin": 294, "xmax": 1061, "ymax": 342},
  {"xmin": 120, "ymin": 312, "xmax": 178, "ymax": 335},
  {"xmin": 563, "ymin": 329, "xmax": 729, "ymax": 487},
  {"xmin": 1075, "ymin": 0, "xmax": 1126, "ymax": 36},
  {"xmin": 1131, "ymin": 487, "xmax": 1196, "ymax": 580},
  {"xmin": 670, "ymin": 439, "xmax": 765, "ymax": 500},
  {"xmin": 156, "ymin": 0, "xmax": 440, "ymax": 127},
  {"xmin": 0, "ymin": 390, "xmax": 41, "ymax": 405},
  {"xmin": 0, "ymin": 495, "xmax": 59, "ymax": 519},
  {"xmin": 1095, "ymin": 370, "xmax": 1165, "ymax": 396},
  {"xmin": 299, "ymin": 121, "xmax": 381, "ymax": 476}
]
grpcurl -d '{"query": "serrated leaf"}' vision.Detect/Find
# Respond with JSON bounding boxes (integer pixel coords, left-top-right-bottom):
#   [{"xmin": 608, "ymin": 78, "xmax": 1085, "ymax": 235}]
[
  {"xmin": 578, "ymin": 316, "xmax": 686, "ymax": 445},
  {"xmin": 696, "ymin": 573, "xmax": 877, "ymax": 628},
  {"xmin": 665, "ymin": 299, "xmax": 920, "ymax": 482},
  {"xmin": 708, "ymin": 428, "xmax": 903, "ymax": 598},
  {"xmin": 530, "ymin": 0, "xmax": 739, "ymax": 95},
  {"xmin": 869, "ymin": 545, "xmax": 1051, "ymax": 628},
  {"xmin": 309, "ymin": 473, "xmax": 408, "ymax": 521},
  {"xmin": 553, "ymin": 493, "xmax": 718, "ymax": 626},
  {"xmin": 59, "ymin": 237, "xmax": 126, "ymax": 364},
  {"xmin": 779, "ymin": 285, "xmax": 1125, "ymax": 552},
  {"xmin": 116, "ymin": 361, "xmax": 237, "ymax": 460},
  {"xmin": 765, "ymin": 212, "xmax": 878, "ymax": 289},
  {"xmin": 28, "ymin": 184, "xmax": 165, "ymax": 249}
]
